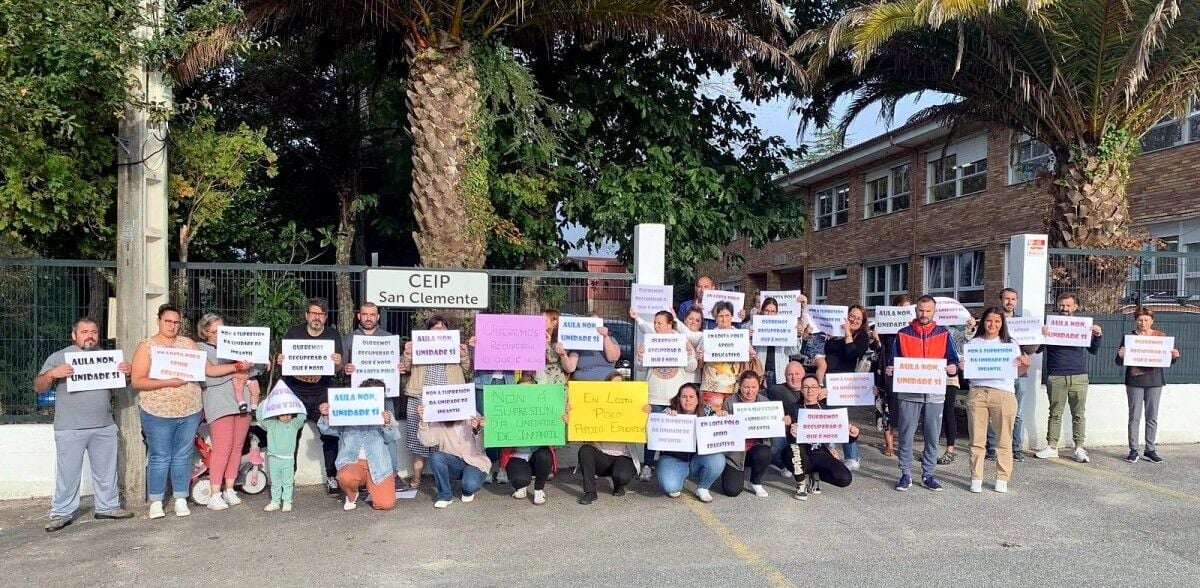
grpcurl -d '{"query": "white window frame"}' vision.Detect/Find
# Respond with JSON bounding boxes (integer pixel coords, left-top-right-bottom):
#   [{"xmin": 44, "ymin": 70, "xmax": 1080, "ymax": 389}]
[
  {"xmin": 862, "ymin": 261, "xmax": 909, "ymax": 307},
  {"xmin": 719, "ymin": 280, "xmax": 743, "ymax": 293},
  {"xmin": 1140, "ymin": 101, "xmax": 1200, "ymax": 153},
  {"xmin": 1009, "ymin": 136, "xmax": 1054, "ymax": 185},
  {"xmin": 864, "ymin": 162, "xmax": 911, "ymax": 218},
  {"xmin": 810, "ymin": 268, "xmax": 847, "ymax": 305},
  {"xmin": 814, "ymin": 183, "xmax": 850, "ymax": 230},
  {"xmin": 926, "ymin": 135, "xmax": 988, "ymax": 202},
  {"xmin": 924, "ymin": 249, "xmax": 986, "ymax": 306}
]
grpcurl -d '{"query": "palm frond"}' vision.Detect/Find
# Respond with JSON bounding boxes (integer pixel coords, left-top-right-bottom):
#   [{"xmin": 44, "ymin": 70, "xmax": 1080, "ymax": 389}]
[{"xmin": 1110, "ymin": 0, "xmax": 1180, "ymax": 112}]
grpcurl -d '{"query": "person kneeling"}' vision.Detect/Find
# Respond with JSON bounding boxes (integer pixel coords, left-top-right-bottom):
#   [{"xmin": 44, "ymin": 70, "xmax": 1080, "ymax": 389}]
[
  {"xmin": 785, "ymin": 375, "xmax": 855, "ymax": 500},
  {"xmin": 317, "ymin": 392, "xmax": 400, "ymax": 511},
  {"xmin": 418, "ymin": 405, "xmax": 490, "ymax": 509}
]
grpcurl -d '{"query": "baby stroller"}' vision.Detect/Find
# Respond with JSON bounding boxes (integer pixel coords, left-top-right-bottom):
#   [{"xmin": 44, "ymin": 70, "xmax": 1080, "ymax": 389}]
[{"xmin": 189, "ymin": 425, "xmax": 269, "ymax": 504}]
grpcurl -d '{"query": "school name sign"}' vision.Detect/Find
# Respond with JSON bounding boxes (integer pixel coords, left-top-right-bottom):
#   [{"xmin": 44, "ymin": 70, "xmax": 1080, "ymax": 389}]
[{"xmin": 365, "ymin": 269, "xmax": 489, "ymax": 309}]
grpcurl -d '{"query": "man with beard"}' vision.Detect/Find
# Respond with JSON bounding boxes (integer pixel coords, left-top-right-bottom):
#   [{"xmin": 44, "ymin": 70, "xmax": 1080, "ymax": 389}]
[{"xmin": 343, "ymin": 302, "xmax": 402, "ymax": 476}]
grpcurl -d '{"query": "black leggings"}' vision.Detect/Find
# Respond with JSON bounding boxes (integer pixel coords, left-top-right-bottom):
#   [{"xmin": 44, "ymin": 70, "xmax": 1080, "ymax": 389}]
[
  {"xmin": 719, "ymin": 444, "xmax": 772, "ymax": 497},
  {"xmin": 506, "ymin": 447, "xmax": 553, "ymax": 491},
  {"xmin": 297, "ymin": 394, "xmax": 338, "ymax": 478},
  {"xmin": 785, "ymin": 444, "xmax": 852, "ymax": 488},
  {"xmin": 578, "ymin": 444, "xmax": 636, "ymax": 495},
  {"xmin": 942, "ymin": 385, "xmax": 961, "ymax": 448}
]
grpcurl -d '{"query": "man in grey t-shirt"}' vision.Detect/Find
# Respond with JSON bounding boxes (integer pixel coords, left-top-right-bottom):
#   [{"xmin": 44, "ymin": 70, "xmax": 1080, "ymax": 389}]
[
  {"xmin": 34, "ymin": 317, "xmax": 135, "ymax": 532},
  {"xmin": 342, "ymin": 302, "xmax": 402, "ymax": 475}
]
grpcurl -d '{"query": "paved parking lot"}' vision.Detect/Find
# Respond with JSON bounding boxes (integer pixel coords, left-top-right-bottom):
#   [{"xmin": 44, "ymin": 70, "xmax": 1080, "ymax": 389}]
[{"xmin": 3, "ymin": 437, "xmax": 1199, "ymax": 587}]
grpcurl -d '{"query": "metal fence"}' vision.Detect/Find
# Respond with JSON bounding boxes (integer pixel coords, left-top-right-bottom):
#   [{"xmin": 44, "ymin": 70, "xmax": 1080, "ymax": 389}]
[{"xmin": 1, "ymin": 260, "xmax": 634, "ymax": 421}]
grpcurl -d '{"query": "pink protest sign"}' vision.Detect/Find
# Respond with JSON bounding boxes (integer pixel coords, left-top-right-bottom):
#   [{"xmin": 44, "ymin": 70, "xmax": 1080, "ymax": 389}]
[{"xmin": 473, "ymin": 314, "xmax": 548, "ymax": 371}]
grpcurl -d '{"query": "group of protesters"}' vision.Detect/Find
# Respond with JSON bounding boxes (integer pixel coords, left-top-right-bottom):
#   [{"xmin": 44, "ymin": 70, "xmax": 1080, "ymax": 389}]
[{"xmin": 36, "ymin": 276, "xmax": 1182, "ymax": 531}]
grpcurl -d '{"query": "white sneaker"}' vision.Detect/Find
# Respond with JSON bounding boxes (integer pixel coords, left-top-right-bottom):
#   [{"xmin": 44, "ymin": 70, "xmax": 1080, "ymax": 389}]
[
  {"xmin": 1073, "ymin": 447, "xmax": 1090, "ymax": 463},
  {"xmin": 696, "ymin": 488, "xmax": 713, "ymax": 503},
  {"xmin": 970, "ymin": 479, "xmax": 983, "ymax": 494},
  {"xmin": 495, "ymin": 470, "xmax": 509, "ymax": 485},
  {"xmin": 512, "ymin": 486, "xmax": 528, "ymax": 500},
  {"xmin": 751, "ymin": 484, "xmax": 769, "ymax": 498},
  {"xmin": 639, "ymin": 465, "xmax": 653, "ymax": 482},
  {"xmin": 222, "ymin": 489, "xmax": 242, "ymax": 506},
  {"xmin": 148, "ymin": 501, "xmax": 165, "ymax": 519},
  {"xmin": 207, "ymin": 494, "xmax": 229, "ymax": 511},
  {"xmin": 461, "ymin": 493, "xmax": 475, "ymax": 503},
  {"xmin": 533, "ymin": 490, "xmax": 546, "ymax": 505},
  {"xmin": 174, "ymin": 498, "xmax": 191, "ymax": 517},
  {"xmin": 844, "ymin": 459, "xmax": 861, "ymax": 472},
  {"xmin": 433, "ymin": 500, "xmax": 451, "ymax": 509},
  {"xmin": 282, "ymin": 502, "xmax": 293, "ymax": 512},
  {"xmin": 343, "ymin": 498, "xmax": 357, "ymax": 511},
  {"xmin": 780, "ymin": 466, "xmax": 794, "ymax": 480},
  {"xmin": 668, "ymin": 491, "xmax": 681, "ymax": 498},
  {"xmin": 994, "ymin": 480, "xmax": 1009, "ymax": 493},
  {"xmin": 263, "ymin": 502, "xmax": 280, "ymax": 512},
  {"xmin": 1035, "ymin": 446, "xmax": 1058, "ymax": 459}
]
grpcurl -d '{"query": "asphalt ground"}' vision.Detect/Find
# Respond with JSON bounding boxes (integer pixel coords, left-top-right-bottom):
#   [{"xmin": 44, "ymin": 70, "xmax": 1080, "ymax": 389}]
[{"xmin": 2, "ymin": 434, "xmax": 1199, "ymax": 587}]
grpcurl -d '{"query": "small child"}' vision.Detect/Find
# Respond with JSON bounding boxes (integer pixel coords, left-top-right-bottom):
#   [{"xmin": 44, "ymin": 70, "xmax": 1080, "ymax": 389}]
[{"xmin": 256, "ymin": 383, "xmax": 307, "ymax": 512}]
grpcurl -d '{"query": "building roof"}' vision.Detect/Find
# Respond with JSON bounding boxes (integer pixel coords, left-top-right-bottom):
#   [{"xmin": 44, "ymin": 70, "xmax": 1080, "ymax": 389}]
[{"xmin": 776, "ymin": 119, "xmax": 952, "ymax": 189}]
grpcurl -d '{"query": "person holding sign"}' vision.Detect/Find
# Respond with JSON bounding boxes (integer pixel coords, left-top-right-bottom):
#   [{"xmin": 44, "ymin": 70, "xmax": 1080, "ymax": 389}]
[
  {"xmin": 566, "ymin": 314, "xmax": 621, "ymax": 382},
  {"xmin": 636, "ymin": 310, "xmax": 699, "ymax": 481},
  {"xmin": 698, "ymin": 301, "xmax": 761, "ymax": 407},
  {"xmin": 256, "ymin": 383, "xmax": 307, "ymax": 512},
  {"xmin": 719, "ymin": 372, "xmax": 781, "ymax": 498},
  {"xmin": 417, "ymin": 399, "xmax": 490, "ymax": 509},
  {"xmin": 401, "ymin": 314, "xmax": 472, "ymax": 489},
  {"xmin": 886, "ymin": 295, "xmax": 960, "ymax": 492},
  {"xmin": 317, "ymin": 380, "xmax": 401, "ymax": 511},
  {"xmin": 815, "ymin": 304, "xmax": 870, "ymax": 471},
  {"xmin": 873, "ymin": 294, "xmax": 913, "ymax": 458},
  {"xmin": 196, "ymin": 313, "xmax": 262, "ymax": 512},
  {"xmin": 751, "ymin": 297, "xmax": 802, "ymax": 387},
  {"xmin": 1115, "ymin": 308, "xmax": 1181, "ymax": 464},
  {"xmin": 537, "ymin": 309, "xmax": 576, "ymax": 384},
  {"xmin": 629, "ymin": 306, "xmax": 704, "ymax": 348},
  {"xmin": 573, "ymin": 372, "xmax": 651, "ymax": 505},
  {"xmin": 965, "ymin": 308, "xmax": 1030, "ymax": 494},
  {"xmin": 656, "ymin": 383, "xmax": 726, "ymax": 502},
  {"xmin": 986, "ymin": 288, "xmax": 1040, "ymax": 463},
  {"xmin": 677, "ymin": 275, "xmax": 717, "ymax": 329},
  {"xmin": 35, "ymin": 317, "xmax": 134, "ymax": 532},
  {"xmin": 1034, "ymin": 292, "xmax": 1102, "ymax": 463},
  {"xmin": 343, "ymin": 302, "xmax": 402, "ymax": 478},
  {"xmin": 784, "ymin": 375, "xmax": 855, "ymax": 500}
]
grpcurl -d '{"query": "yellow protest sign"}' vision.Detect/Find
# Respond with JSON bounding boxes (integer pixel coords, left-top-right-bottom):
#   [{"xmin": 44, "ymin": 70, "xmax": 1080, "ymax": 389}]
[{"xmin": 567, "ymin": 381, "xmax": 649, "ymax": 443}]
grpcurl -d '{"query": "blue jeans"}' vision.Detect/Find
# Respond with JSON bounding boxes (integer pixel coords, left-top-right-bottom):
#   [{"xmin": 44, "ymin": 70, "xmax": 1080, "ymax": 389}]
[
  {"xmin": 429, "ymin": 450, "xmax": 487, "ymax": 502},
  {"xmin": 986, "ymin": 378, "xmax": 1027, "ymax": 454},
  {"xmin": 770, "ymin": 436, "xmax": 790, "ymax": 469},
  {"xmin": 897, "ymin": 400, "xmax": 943, "ymax": 479},
  {"xmin": 656, "ymin": 453, "xmax": 725, "ymax": 494},
  {"xmin": 141, "ymin": 409, "xmax": 202, "ymax": 501},
  {"xmin": 642, "ymin": 405, "xmax": 670, "ymax": 466},
  {"xmin": 842, "ymin": 441, "xmax": 860, "ymax": 461}
]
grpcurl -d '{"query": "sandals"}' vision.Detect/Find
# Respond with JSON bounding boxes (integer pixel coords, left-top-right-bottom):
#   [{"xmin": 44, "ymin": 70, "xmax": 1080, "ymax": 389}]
[
  {"xmin": 937, "ymin": 451, "xmax": 956, "ymax": 465},
  {"xmin": 882, "ymin": 446, "xmax": 896, "ymax": 458}
]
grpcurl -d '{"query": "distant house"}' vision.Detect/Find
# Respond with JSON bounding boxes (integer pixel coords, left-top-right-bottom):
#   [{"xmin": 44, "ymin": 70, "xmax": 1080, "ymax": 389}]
[{"xmin": 561, "ymin": 257, "xmax": 630, "ymax": 318}]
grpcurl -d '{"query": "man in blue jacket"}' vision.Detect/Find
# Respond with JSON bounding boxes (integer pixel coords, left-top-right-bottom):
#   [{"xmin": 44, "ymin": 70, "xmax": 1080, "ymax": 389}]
[{"xmin": 1035, "ymin": 292, "xmax": 1103, "ymax": 463}]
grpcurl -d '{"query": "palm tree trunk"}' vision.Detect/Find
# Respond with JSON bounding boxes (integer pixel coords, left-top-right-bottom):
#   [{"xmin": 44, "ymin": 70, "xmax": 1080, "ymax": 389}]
[{"xmin": 406, "ymin": 39, "xmax": 489, "ymax": 270}]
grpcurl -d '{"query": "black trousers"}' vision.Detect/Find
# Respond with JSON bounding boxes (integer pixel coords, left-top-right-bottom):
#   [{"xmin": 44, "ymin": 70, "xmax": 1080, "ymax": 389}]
[
  {"xmin": 296, "ymin": 393, "xmax": 339, "ymax": 478},
  {"xmin": 942, "ymin": 385, "xmax": 961, "ymax": 447},
  {"xmin": 578, "ymin": 444, "xmax": 635, "ymax": 495},
  {"xmin": 719, "ymin": 444, "xmax": 772, "ymax": 497},
  {"xmin": 506, "ymin": 447, "xmax": 553, "ymax": 491},
  {"xmin": 785, "ymin": 444, "xmax": 852, "ymax": 488}
]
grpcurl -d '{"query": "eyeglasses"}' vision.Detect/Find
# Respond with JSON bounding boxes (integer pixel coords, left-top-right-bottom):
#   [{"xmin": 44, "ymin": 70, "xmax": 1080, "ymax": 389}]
[
  {"xmin": 307, "ymin": 311, "xmax": 327, "ymax": 317},
  {"xmin": 162, "ymin": 319, "xmax": 181, "ymax": 325},
  {"xmin": 801, "ymin": 386, "xmax": 822, "ymax": 391}
]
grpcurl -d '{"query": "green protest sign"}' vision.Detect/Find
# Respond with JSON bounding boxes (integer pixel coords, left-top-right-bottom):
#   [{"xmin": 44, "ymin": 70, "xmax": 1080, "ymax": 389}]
[{"xmin": 482, "ymin": 384, "xmax": 567, "ymax": 448}]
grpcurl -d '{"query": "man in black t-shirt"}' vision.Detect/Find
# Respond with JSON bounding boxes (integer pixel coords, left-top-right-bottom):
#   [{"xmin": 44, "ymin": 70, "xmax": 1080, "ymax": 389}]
[{"xmin": 275, "ymin": 297, "xmax": 344, "ymax": 493}]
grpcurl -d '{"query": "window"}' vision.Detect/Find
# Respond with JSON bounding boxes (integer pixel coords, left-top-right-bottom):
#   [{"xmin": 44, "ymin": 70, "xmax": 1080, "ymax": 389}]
[
  {"xmin": 1187, "ymin": 242, "xmax": 1200, "ymax": 300},
  {"xmin": 719, "ymin": 280, "xmax": 743, "ymax": 293},
  {"xmin": 815, "ymin": 184, "xmax": 850, "ymax": 229},
  {"xmin": 927, "ymin": 135, "xmax": 988, "ymax": 202},
  {"xmin": 925, "ymin": 250, "xmax": 985, "ymax": 304},
  {"xmin": 865, "ymin": 163, "xmax": 911, "ymax": 218},
  {"xmin": 928, "ymin": 154, "xmax": 958, "ymax": 202},
  {"xmin": 864, "ymin": 261, "xmax": 908, "ymax": 307},
  {"xmin": 1129, "ymin": 236, "xmax": 1181, "ymax": 298},
  {"xmin": 1140, "ymin": 102, "xmax": 1200, "ymax": 153},
  {"xmin": 1010, "ymin": 137, "xmax": 1054, "ymax": 184},
  {"xmin": 811, "ymin": 268, "xmax": 847, "ymax": 305}
]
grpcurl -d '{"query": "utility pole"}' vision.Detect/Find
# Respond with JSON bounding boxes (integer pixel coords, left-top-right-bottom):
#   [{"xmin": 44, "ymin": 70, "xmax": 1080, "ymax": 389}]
[{"xmin": 115, "ymin": 0, "xmax": 171, "ymax": 505}]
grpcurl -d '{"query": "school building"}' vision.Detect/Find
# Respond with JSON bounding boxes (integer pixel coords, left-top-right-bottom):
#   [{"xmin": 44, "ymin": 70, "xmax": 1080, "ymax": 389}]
[{"xmin": 699, "ymin": 110, "xmax": 1200, "ymax": 309}]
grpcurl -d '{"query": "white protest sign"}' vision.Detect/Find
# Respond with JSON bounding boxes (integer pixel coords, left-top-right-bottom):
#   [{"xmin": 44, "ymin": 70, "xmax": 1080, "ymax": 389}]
[
  {"xmin": 962, "ymin": 340, "xmax": 1019, "ymax": 381},
  {"xmin": 350, "ymin": 335, "xmax": 400, "ymax": 397},
  {"xmin": 873, "ymin": 306, "xmax": 915, "ymax": 335},
  {"xmin": 64, "ymin": 350, "xmax": 126, "ymax": 392},
  {"xmin": 261, "ymin": 382, "xmax": 306, "ymax": 419},
  {"xmin": 421, "ymin": 383, "xmax": 477, "ymax": 422},
  {"xmin": 701, "ymin": 290, "xmax": 745, "ymax": 320},
  {"xmin": 757, "ymin": 290, "xmax": 804, "ymax": 316},
  {"xmin": 558, "ymin": 316, "xmax": 604, "ymax": 351},
  {"xmin": 732, "ymin": 401, "xmax": 785, "ymax": 439},
  {"xmin": 702, "ymin": 329, "xmax": 750, "ymax": 362},
  {"xmin": 327, "ymin": 386, "xmax": 385, "ymax": 426},
  {"xmin": 642, "ymin": 334, "xmax": 688, "ymax": 368},
  {"xmin": 695, "ymin": 415, "xmax": 744, "ymax": 455},
  {"xmin": 752, "ymin": 315, "xmax": 798, "ymax": 347},
  {"xmin": 216, "ymin": 326, "xmax": 270, "ymax": 364},
  {"xmin": 794, "ymin": 408, "xmax": 850, "ymax": 444},
  {"xmin": 824, "ymin": 372, "xmax": 876, "ymax": 406},
  {"xmin": 631, "ymin": 284, "xmax": 674, "ymax": 316},
  {"xmin": 1044, "ymin": 315, "xmax": 1094, "ymax": 348},
  {"xmin": 892, "ymin": 358, "xmax": 948, "ymax": 394},
  {"xmin": 806, "ymin": 305, "xmax": 848, "ymax": 336},
  {"xmin": 411, "ymin": 329, "xmax": 461, "ymax": 365},
  {"xmin": 933, "ymin": 297, "xmax": 971, "ymax": 326},
  {"xmin": 1123, "ymin": 335, "xmax": 1175, "ymax": 369},
  {"xmin": 1005, "ymin": 316, "xmax": 1045, "ymax": 346},
  {"xmin": 282, "ymin": 339, "xmax": 335, "ymax": 376},
  {"xmin": 149, "ymin": 347, "xmax": 206, "ymax": 382},
  {"xmin": 647, "ymin": 413, "xmax": 697, "ymax": 452}
]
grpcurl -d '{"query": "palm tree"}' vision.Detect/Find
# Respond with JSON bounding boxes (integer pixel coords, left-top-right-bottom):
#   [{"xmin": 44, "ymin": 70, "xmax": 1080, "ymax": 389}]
[{"xmin": 175, "ymin": 1, "xmax": 805, "ymax": 270}]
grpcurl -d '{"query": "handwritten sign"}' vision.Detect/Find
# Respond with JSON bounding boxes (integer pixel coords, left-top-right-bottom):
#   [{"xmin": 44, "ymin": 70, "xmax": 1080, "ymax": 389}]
[
  {"xmin": 757, "ymin": 290, "xmax": 804, "ymax": 316},
  {"xmin": 567, "ymin": 381, "xmax": 649, "ymax": 443},
  {"xmin": 794, "ymin": 408, "xmax": 850, "ymax": 444},
  {"xmin": 261, "ymin": 381, "xmax": 305, "ymax": 419},
  {"xmin": 412, "ymin": 329, "xmax": 461, "ymax": 365},
  {"xmin": 642, "ymin": 334, "xmax": 688, "ymax": 368},
  {"xmin": 752, "ymin": 315, "xmax": 798, "ymax": 347},
  {"xmin": 893, "ymin": 358, "xmax": 948, "ymax": 394},
  {"xmin": 701, "ymin": 290, "xmax": 745, "ymax": 320},
  {"xmin": 933, "ymin": 297, "xmax": 971, "ymax": 326},
  {"xmin": 350, "ymin": 335, "xmax": 400, "ymax": 397},
  {"xmin": 482, "ymin": 384, "xmax": 566, "ymax": 448},
  {"xmin": 1044, "ymin": 315, "xmax": 1094, "ymax": 347},
  {"xmin": 282, "ymin": 339, "xmax": 335, "ymax": 376},
  {"xmin": 806, "ymin": 305, "xmax": 848, "ymax": 336},
  {"xmin": 696, "ymin": 415, "xmax": 744, "ymax": 455},
  {"xmin": 824, "ymin": 372, "xmax": 875, "ymax": 406},
  {"xmin": 732, "ymin": 401, "xmax": 785, "ymax": 439},
  {"xmin": 873, "ymin": 306, "xmax": 915, "ymax": 335},
  {"xmin": 963, "ymin": 341, "xmax": 1019, "ymax": 380},
  {"xmin": 1123, "ymin": 335, "xmax": 1175, "ymax": 368},
  {"xmin": 631, "ymin": 284, "xmax": 674, "ymax": 316},
  {"xmin": 421, "ymin": 383, "xmax": 477, "ymax": 422},
  {"xmin": 703, "ymin": 329, "xmax": 750, "ymax": 362},
  {"xmin": 473, "ymin": 314, "xmax": 546, "ymax": 371},
  {"xmin": 216, "ymin": 327, "xmax": 270, "ymax": 364},
  {"xmin": 1006, "ymin": 316, "xmax": 1045, "ymax": 346},
  {"xmin": 327, "ymin": 386, "xmax": 384, "ymax": 426},
  {"xmin": 558, "ymin": 316, "xmax": 604, "ymax": 351},
  {"xmin": 647, "ymin": 413, "xmax": 696, "ymax": 452},
  {"xmin": 64, "ymin": 350, "xmax": 126, "ymax": 392},
  {"xmin": 149, "ymin": 347, "xmax": 206, "ymax": 382}
]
